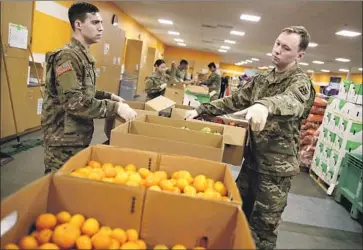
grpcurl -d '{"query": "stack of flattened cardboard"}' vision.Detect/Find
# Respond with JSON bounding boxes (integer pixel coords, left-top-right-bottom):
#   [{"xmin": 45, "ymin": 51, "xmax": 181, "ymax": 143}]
[{"xmin": 1, "ymin": 145, "xmax": 255, "ymax": 249}]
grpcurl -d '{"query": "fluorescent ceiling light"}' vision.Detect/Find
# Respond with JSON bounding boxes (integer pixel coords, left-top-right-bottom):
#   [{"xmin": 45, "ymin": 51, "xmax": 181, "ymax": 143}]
[
  {"xmin": 235, "ymin": 63, "xmax": 241, "ymax": 66},
  {"xmin": 313, "ymin": 60, "xmax": 324, "ymax": 64},
  {"xmin": 335, "ymin": 58, "xmax": 350, "ymax": 62},
  {"xmin": 240, "ymin": 14, "xmax": 261, "ymax": 22},
  {"xmin": 224, "ymin": 40, "xmax": 236, "ymax": 44},
  {"xmin": 321, "ymin": 69, "xmax": 330, "ymax": 72},
  {"xmin": 307, "ymin": 70, "xmax": 314, "ymax": 73},
  {"xmin": 299, "ymin": 62, "xmax": 309, "ymax": 66},
  {"xmin": 177, "ymin": 43, "xmax": 186, "ymax": 47},
  {"xmin": 218, "ymin": 49, "xmax": 227, "ymax": 53},
  {"xmin": 220, "ymin": 45, "xmax": 230, "ymax": 49},
  {"xmin": 246, "ymin": 60, "xmax": 253, "ymax": 63},
  {"xmin": 258, "ymin": 66, "xmax": 268, "ymax": 70},
  {"xmin": 359, "ymin": 68, "xmax": 362, "ymax": 71},
  {"xmin": 168, "ymin": 31, "xmax": 180, "ymax": 36},
  {"xmin": 158, "ymin": 19, "xmax": 173, "ymax": 25},
  {"xmin": 230, "ymin": 30, "xmax": 245, "ymax": 36},
  {"xmin": 251, "ymin": 58, "xmax": 259, "ymax": 61},
  {"xmin": 174, "ymin": 38, "xmax": 184, "ymax": 42},
  {"xmin": 308, "ymin": 42, "xmax": 318, "ymax": 48},
  {"xmin": 335, "ymin": 30, "xmax": 361, "ymax": 37},
  {"xmin": 339, "ymin": 69, "xmax": 350, "ymax": 72},
  {"xmin": 269, "ymin": 66, "xmax": 274, "ymax": 69},
  {"xmin": 266, "ymin": 53, "xmax": 272, "ymax": 56}
]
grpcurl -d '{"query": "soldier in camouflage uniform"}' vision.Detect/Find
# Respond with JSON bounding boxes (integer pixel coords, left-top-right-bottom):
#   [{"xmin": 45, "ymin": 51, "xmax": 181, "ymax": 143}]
[
  {"xmin": 186, "ymin": 26, "xmax": 315, "ymax": 249},
  {"xmin": 42, "ymin": 2, "xmax": 137, "ymax": 174},
  {"xmin": 200, "ymin": 62, "xmax": 221, "ymax": 101},
  {"xmin": 166, "ymin": 59, "xmax": 188, "ymax": 82},
  {"xmin": 145, "ymin": 59, "xmax": 170, "ymax": 100}
]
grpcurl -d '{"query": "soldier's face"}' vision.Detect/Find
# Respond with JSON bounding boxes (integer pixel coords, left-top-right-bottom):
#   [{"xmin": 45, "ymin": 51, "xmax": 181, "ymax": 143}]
[
  {"xmin": 271, "ymin": 32, "xmax": 305, "ymax": 67},
  {"xmin": 157, "ymin": 63, "xmax": 167, "ymax": 73},
  {"xmin": 78, "ymin": 12, "xmax": 104, "ymax": 44}
]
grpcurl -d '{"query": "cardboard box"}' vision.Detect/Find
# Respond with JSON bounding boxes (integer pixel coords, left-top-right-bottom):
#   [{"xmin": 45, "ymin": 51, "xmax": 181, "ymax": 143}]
[
  {"xmin": 185, "ymin": 85, "xmax": 209, "ymax": 95},
  {"xmin": 170, "ymin": 104, "xmax": 194, "ymax": 120},
  {"xmin": 164, "ymin": 86, "xmax": 185, "ymax": 105},
  {"xmin": 346, "ymin": 121, "xmax": 363, "ymax": 142},
  {"xmin": 110, "ymin": 120, "xmax": 224, "ymax": 162},
  {"xmin": 145, "ymin": 96, "xmax": 176, "ymax": 117}
]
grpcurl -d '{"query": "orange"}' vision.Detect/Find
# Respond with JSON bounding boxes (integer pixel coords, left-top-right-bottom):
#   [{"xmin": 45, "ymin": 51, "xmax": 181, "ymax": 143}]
[
  {"xmin": 193, "ymin": 175, "xmax": 208, "ymax": 192},
  {"xmin": 81, "ymin": 218, "xmax": 100, "ymax": 236},
  {"xmin": 69, "ymin": 214, "xmax": 85, "ymax": 228},
  {"xmin": 194, "ymin": 247, "xmax": 206, "ymax": 249},
  {"xmin": 102, "ymin": 162, "xmax": 114, "ymax": 169},
  {"xmin": 126, "ymin": 180, "xmax": 140, "ymax": 187},
  {"xmin": 88, "ymin": 172, "xmax": 102, "ymax": 181},
  {"xmin": 36, "ymin": 229, "xmax": 53, "ymax": 244},
  {"xmin": 114, "ymin": 172, "xmax": 129, "ymax": 184},
  {"xmin": 101, "ymin": 177, "xmax": 114, "ymax": 183},
  {"xmin": 206, "ymin": 178, "xmax": 215, "ymax": 189},
  {"xmin": 154, "ymin": 171, "xmax": 168, "ymax": 181},
  {"xmin": 91, "ymin": 232, "xmax": 112, "ymax": 249},
  {"xmin": 221, "ymin": 196, "xmax": 231, "ymax": 201},
  {"xmin": 183, "ymin": 185, "xmax": 197, "ymax": 196},
  {"xmin": 121, "ymin": 242, "xmax": 140, "ymax": 249},
  {"xmin": 214, "ymin": 181, "xmax": 227, "ymax": 196},
  {"xmin": 154, "ymin": 244, "xmax": 169, "ymax": 250},
  {"xmin": 39, "ymin": 243, "xmax": 59, "ymax": 249},
  {"xmin": 197, "ymin": 192, "xmax": 204, "ymax": 197},
  {"xmin": 138, "ymin": 168, "xmax": 151, "ymax": 179},
  {"xmin": 99, "ymin": 226, "xmax": 112, "ymax": 236},
  {"xmin": 30, "ymin": 230, "xmax": 39, "ymax": 238},
  {"xmin": 56, "ymin": 211, "xmax": 71, "ymax": 224},
  {"xmin": 178, "ymin": 171, "xmax": 193, "ymax": 184},
  {"xmin": 18, "ymin": 236, "xmax": 38, "ymax": 249},
  {"xmin": 36, "ymin": 213, "xmax": 57, "ymax": 230},
  {"xmin": 129, "ymin": 172, "xmax": 142, "ymax": 183},
  {"xmin": 176, "ymin": 178, "xmax": 189, "ymax": 191},
  {"xmin": 76, "ymin": 235, "xmax": 92, "ymax": 249},
  {"xmin": 126, "ymin": 229, "xmax": 139, "ymax": 241},
  {"xmin": 172, "ymin": 244, "xmax": 187, "ymax": 249},
  {"xmin": 104, "ymin": 167, "xmax": 117, "ymax": 178},
  {"xmin": 170, "ymin": 179, "xmax": 177, "ymax": 186},
  {"xmin": 125, "ymin": 164, "xmax": 137, "ymax": 172},
  {"xmin": 136, "ymin": 239, "xmax": 147, "ymax": 249},
  {"xmin": 149, "ymin": 185, "xmax": 162, "ymax": 191},
  {"xmin": 172, "ymin": 186, "xmax": 181, "ymax": 193},
  {"xmin": 203, "ymin": 189, "xmax": 221, "ymax": 200},
  {"xmin": 4, "ymin": 243, "xmax": 19, "ymax": 249},
  {"xmin": 91, "ymin": 168, "xmax": 105, "ymax": 178},
  {"xmin": 109, "ymin": 238, "xmax": 121, "ymax": 249},
  {"xmin": 76, "ymin": 167, "xmax": 91, "ymax": 176},
  {"xmin": 171, "ymin": 171, "xmax": 179, "ymax": 179},
  {"xmin": 52, "ymin": 223, "xmax": 80, "ymax": 249},
  {"xmin": 111, "ymin": 228, "xmax": 127, "ymax": 244},
  {"xmin": 70, "ymin": 171, "xmax": 85, "ymax": 178},
  {"xmin": 159, "ymin": 179, "xmax": 174, "ymax": 191},
  {"xmin": 88, "ymin": 160, "xmax": 101, "ymax": 168},
  {"xmin": 114, "ymin": 165, "xmax": 124, "ymax": 173},
  {"xmin": 140, "ymin": 179, "xmax": 147, "ymax": 188},
  {"xmin": 145, "ymin": 174, "xmax": 160, "ymax": 187}
]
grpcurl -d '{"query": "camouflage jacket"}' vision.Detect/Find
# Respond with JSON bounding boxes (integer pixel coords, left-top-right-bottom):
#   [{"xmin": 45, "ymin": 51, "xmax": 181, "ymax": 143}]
[
  {"xmin": 201, "ymin": 72, "xmax": 221, "ymax": 100},
  {"xmin": 166, "ymin": 66, "xmax": 186, "ymax": 82},
  {"xmin": 197, "ymin": 64, "xmax": 315, "ymax": 176},
  {"xmin": 41, "ymin": 38, "xmax": 118, "ymax": 147},
  {"xmin": 145, "ymin": 71, "xmax": 170, "ymax": 99}
]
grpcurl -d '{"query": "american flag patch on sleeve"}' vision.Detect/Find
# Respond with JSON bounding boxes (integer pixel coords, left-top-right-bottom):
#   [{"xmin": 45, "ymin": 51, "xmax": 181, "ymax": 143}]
[{"xmin": 56, "ymin": 61, "xmax": 72, "ymax": 76}]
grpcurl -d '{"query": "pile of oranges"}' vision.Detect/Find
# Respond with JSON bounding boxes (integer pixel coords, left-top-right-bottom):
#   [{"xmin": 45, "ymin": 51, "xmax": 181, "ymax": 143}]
[
  {"xmin": 69, "ymin": 161, "xmax": 230, "ymax": 202},
  {"xmin": 4, "ymin": 212, "xmax": 205, "ymax": 249}
]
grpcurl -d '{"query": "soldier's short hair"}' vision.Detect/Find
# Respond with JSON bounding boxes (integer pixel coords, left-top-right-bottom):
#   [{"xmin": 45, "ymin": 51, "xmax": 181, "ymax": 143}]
[
  {"xmin": 68, "ymin": 2, "xmax": 99, "ymax": 31},
  {"xmin": 154, "ymin": 59, "xmax": 165, "ymax": 67},
  {"xmin": 282, "ymin": 26, "xmax": 310, "ymax": 51},
  {"xmin": 208, "ymin": 62, "xmax": 217, "ymax": 69},
  {"xmin": 180, "ymin": 59, "xmax": 188, "ymax": 65}
]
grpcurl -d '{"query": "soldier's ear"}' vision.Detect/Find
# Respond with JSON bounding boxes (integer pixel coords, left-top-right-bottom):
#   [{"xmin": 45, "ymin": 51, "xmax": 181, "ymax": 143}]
[
  {"xmin": 74, "ymin": 19, "xmax": 82, "ymax": 30},
  {"xmin": 297, "ymin": 51, "xmax": 305, "ymax": 60}
]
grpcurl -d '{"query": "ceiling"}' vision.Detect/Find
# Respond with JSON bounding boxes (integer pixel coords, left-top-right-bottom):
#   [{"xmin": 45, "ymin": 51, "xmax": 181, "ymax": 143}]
[{"xmin": 114, "ymin": 0, "xmax": 362, "ymax": 73}]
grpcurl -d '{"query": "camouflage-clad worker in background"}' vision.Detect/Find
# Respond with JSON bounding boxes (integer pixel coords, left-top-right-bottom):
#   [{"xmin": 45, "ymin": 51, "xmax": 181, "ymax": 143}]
[
  {"xmin": 185, "ymin": 26, "xmax": 315, "ymax": 249},
  {"xmin": 42, "ymin": 2, "xmax": 137, "ymax": 174},
  {"xmin": 200, "ymin": 62, "xmax": 221, "ymax": 101},
  {"xmin": 166, "ymin": 59, "xmax": 188, "ymax": 82},
  {"xmin": 145, "ymin": 59, "xmax": 170, "ymax": 100}
]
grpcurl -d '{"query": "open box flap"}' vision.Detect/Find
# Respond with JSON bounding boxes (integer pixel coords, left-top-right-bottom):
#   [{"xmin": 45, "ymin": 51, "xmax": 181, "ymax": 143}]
[{"xmin": 145, "ymin": 96, "xmax": 176, "ymax": 112}]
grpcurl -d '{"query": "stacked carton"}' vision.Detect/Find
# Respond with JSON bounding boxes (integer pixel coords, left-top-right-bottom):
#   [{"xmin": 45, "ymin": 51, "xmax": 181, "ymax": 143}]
[{"xmin": 311, "ymin": 80, "xmax": 362, "ymax": 193}]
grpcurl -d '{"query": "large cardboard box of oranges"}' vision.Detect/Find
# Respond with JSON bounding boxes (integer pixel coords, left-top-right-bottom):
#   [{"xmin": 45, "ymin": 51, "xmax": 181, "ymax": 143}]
[{"xmin": 0, "ymin": 174, "xmax": 255, "ymax": 249}]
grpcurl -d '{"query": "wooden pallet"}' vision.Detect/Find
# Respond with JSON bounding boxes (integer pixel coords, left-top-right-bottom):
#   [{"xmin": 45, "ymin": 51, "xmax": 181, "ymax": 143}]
[{"xmin": 309, "ymin": 169, "xmax": 330, "ymax": 192}]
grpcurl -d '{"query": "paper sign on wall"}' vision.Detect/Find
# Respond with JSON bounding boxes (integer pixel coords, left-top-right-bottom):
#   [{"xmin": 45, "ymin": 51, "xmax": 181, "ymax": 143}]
[
  {"xmin": 104, "ymin": 43, "xmax": 110, "ymax": 55},
  {"xmin": 37, "ymin": 98, "xmax": 43, "ymax": 115},
  {"xmin": 113, "ymin": 57, "xmax": 117, "ymax": 65},
  {"xmin": 117, "ymin": 57, "xmax": 121, "ymax": 65},
  {"xmin": 121, "ymin": 64, "xmax": 125, "ymax": 74},
  {"xmin": 8, "ymin": 23, "xmax": 28, "ymax": 49},
  {"xmin": 95, "ymin": 68, "xmax": 101, "ymax": 77}
]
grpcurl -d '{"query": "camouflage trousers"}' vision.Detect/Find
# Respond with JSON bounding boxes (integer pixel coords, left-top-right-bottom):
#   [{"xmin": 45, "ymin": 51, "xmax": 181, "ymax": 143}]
[
  {"xmin": 236, "ymin": 166, "xmax": 293, "ymax": 249},
  {"xmin": 44, "ymin": 145, "xmax": 87, "ymax": 174}
]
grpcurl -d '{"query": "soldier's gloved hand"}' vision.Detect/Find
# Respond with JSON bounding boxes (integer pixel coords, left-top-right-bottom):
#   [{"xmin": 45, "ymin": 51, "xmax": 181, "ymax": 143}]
[
  {"xmin": 184, "ymin": 110, "xmax": 198, "ymax": 120},
  {"xmin": 234, "ymin": 104, "xmax": 269, "ymax": 132},
  {"xmin": 111, "ymin": 94, "xmax": 124, "ymax": 102},
  {"xmin": 160, "ymin": 83, "xmax": 167, "ymax": 90},
  {"xmin": 116, "ymin": 103, "xmax": 137, "ymax": 121}
]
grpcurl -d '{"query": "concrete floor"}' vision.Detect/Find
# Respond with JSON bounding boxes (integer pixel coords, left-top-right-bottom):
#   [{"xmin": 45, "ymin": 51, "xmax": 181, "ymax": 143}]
[{"xmin": 1, "ymin": 119, "xmax": 362, "ymax": 249}]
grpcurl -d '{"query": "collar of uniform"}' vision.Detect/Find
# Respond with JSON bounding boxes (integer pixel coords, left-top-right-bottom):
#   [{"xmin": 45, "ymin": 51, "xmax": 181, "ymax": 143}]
[
  {"xmin": 265, "ymin": 62, "xmax": 299, "ymax": 84},
  {"xmin": 70, "ymin": 38, "xmax": 96, "ymax": 64}
]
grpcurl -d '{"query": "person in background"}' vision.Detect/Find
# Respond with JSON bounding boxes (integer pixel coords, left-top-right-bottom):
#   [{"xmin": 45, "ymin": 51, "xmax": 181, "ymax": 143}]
[
  {"xmin": 219, "ymin": 73, "xmax": 229, "ymax": 98},
  {"xmin": 200, "ymin": 62, "xmax": 221, "ymax": 101},
  {"xmin": 145, "ymin": 59, "xmax": 169, "ymax": 100},
  {"xmin": 42, "ymin": 2, "xmax": 137, "ymax": 174},
  {"xmin": 167, "ymin": 59, "xmax": 188, "ymax": 82},
  {"xmin": 185, "ymin": 26, "xmax": 315, "ymax": 249}
]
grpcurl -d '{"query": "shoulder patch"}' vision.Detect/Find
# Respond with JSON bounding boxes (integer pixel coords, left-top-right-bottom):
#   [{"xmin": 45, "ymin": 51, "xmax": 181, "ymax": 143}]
[
  {"xmin": 56, "ymin": 61, "xmax": 72, "ymax": 77},
  {"xmin": 298, "ymin": 85, "xmax": 309, "ymax": 95}
]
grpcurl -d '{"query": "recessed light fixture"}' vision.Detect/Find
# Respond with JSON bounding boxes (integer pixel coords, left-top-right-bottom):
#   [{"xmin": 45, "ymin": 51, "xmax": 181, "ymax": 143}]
[
  {"xmin": 220, "ymin": 45, "xmax": 230, "ymax": 50},
  {"xmin": 359, "ymin": 68, "xmax": 362, "ymax": 71},
  {"xmin": 177, "ymin": 43, "xmax": 186, "ymax": 47},
  {"xmin": 307, "ymin": 70, "xmax": 314, "ymax": 73},
  {"xmin": 321, "ymin": 69, "xmax": 330, "ymax": 72},
  {"xmin": 335, "ymin": 58, "xmax": 351, "ymax": 62},
  {"xmin": 218, "ymin": 49, "xmax": 227, "ymax": 53},
  {"xmin": 246, "ymin": 60, "xmax": 253, "ymax": 63},
  {"xmin": 339, "ymin": 69, "xmax": 350, "ymax": 72},
  {"xmin": 224, "ymin": 40, "xmax": 236, "ymax": 44},
  {"xmin": 174, "ymin": 38, "xmax": 184, "ymax": 42},
  {"xmin": 240, "ymin": 14, "xmax": 261, "ymax": 22},
  {"xmin": 313, "ymin": 60, "xmax": 324, "ymax": 64},
  {"xmin": 308, "ymin": 42, "xmax": 318, "ymax": 48},
  {"xmin": 168, "ymin": 31, "xmax": 180, "ymax": 36},
  {"xmin": 335, "ymin": 30, "xmax": 361, "ymax": 37},
  {"xmin": 266, "ymin": 53, "xmax": 272, "ymax": 56},
  {"xmin": 299, "ymin": 62, "xmax": 309, "ymax": 66},
  {"xmin": 251, "ymin": 58, "xmax": 259, "ymax": 61},
  {"xmin": 230, "ymin": 30, "xmax": 245, "ymax": 36},
  {"xmin": 158, "ymin": 19, "xmax": 173, "ymax": 25}
]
